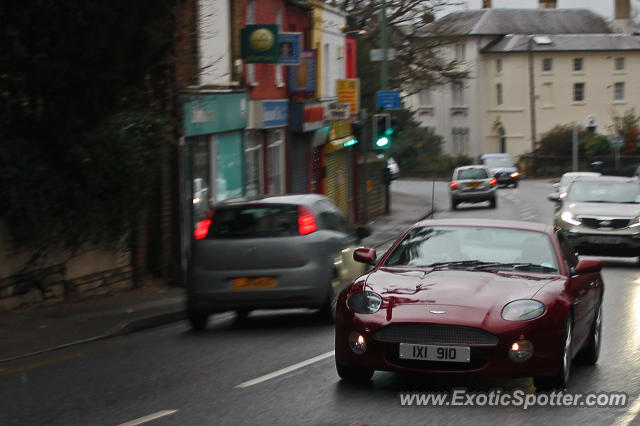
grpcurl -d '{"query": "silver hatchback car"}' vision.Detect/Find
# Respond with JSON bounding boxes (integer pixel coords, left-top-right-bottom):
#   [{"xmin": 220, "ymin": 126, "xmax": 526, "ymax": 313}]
[
  {"xmin": 186, "ymin": 194, "xmax": 371, "ymax": 330},
  {"xmin": 449, "ymin": 165, "xmax": 498, "ymax": 210}
]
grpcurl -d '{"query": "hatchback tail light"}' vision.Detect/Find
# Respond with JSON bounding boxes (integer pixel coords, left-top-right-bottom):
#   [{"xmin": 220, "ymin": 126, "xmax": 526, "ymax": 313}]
[
  {"xmin": 489, "ymin": 178, "xmax": 497, "ymax": 186},
  {"xmin": 194, "ymin": 219, "xmax": 211, "ymax": 239},
  {"xmin": 298, "ymin": 206, "xmax": 317, "ymax": 235},
  {"xmin": 449, "ymin": 181, "xmax": 458, "ymax": 188}
]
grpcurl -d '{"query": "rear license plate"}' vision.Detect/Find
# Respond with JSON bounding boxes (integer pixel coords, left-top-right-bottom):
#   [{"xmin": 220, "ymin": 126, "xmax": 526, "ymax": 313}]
[
  {"xmin": 467, "ymin": 182, "xmax": 480, "ymax": 188},
  {"xmin": 587, "ymin": 236, "xmax": 622, "ymax": 245},
  {"xmin": 399, "ymin": 343, "xmax": 470, "ymax": 363},
  {"xmin": 231, "ymin": 277, "xmax": 278, "ymax": 290}
]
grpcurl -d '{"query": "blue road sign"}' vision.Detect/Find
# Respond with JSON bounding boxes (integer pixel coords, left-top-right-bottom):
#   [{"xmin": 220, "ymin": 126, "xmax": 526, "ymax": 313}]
[{"xmin": 376, "ymin": 90, "xmax": 400, "ymax": 110}]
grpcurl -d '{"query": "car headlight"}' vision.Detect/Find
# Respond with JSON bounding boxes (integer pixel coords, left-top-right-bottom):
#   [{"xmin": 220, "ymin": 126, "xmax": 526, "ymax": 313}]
[
  {"xmin": 561, "ymin": 211, "xmax": 581, "ymax": 226},
  {"xmin": 630, "ymin": 216, "xmax": 640, "ymax": 228},
  {"xmin": 510, "ymin": 172, "xmax": 520, "ymax": 178},
  {"xmin": 347, "ymin": 291, "xmax": 383, "ymax": 314},
  {"xmin": 502, "ymin": 300, "xmax": 546, "ymax": 321}
]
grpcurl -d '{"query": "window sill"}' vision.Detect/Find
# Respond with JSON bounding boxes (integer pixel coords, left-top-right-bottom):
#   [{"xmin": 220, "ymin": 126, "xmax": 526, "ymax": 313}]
[
  {"xmin": 541, "ymin": 105, "xmax": 555, "ymax": 109},
  {"xmin": 613, "ymin": 71, "xmax": 626, "ymax": 75},
  {"xmin": 571, "ymin": 72, "xmax": 585, "ymax": 76},
  {"xmin": 572, "ymin": 101, "xmax": 586, "ymax": 106},
  {"xmin": 250, "ymin": 81, "xmax": 260, "ymax": 87},
  {"xmin": 612, "ymin": 101, "xmax": 627, "ymax": 105}
]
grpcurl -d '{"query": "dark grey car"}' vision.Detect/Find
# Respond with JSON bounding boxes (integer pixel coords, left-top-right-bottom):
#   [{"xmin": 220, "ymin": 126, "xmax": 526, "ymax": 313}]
[{"xmin": 186, "ymin": 194, "xmax": 370, "ymax": 330}]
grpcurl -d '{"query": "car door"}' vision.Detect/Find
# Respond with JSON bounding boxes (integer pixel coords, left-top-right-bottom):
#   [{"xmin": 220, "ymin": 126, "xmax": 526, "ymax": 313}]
[{"xmin": 557, "ymin": 232, "xmax": 597, "ymax": 347}]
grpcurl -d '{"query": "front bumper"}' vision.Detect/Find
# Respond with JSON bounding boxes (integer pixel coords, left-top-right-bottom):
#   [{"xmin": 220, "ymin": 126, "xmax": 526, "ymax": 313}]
[
  {"xmin": 557, "ymin": 224, "xmax": 640, "ymax": 257},
  {"xmin": 335, "ymin": 314, "xmax": 565, "ymax": 377}
]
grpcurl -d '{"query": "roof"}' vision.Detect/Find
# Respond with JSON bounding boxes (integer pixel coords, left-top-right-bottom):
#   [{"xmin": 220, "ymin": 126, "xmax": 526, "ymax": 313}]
[
  {"xmin": 572, "ymin": 175, "xmax": 639, "ymax": 183},
  {"xmin": 419, "ymin": 9, "xmax": 611, "ymax": 37},
  {"xmin": 215, "ymin": 194, "xmax": 328, "ymax": 207},
  {"xmin": 482, "ymin": 34, "xmax": 640, "ymax": 53},
  {"xmin": 412, "ymin": 218, "xmax": 552, "ymax": 234}
]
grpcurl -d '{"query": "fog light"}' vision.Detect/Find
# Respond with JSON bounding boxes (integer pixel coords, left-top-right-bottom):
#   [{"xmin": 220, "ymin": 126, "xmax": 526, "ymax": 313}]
[
  {"xmin": 349, "ymin": 331, "xmax": 367, "ymax": 355},
  {"xmin": 508, "ymin": 339, "xmax": 533, "ymax": 363}
]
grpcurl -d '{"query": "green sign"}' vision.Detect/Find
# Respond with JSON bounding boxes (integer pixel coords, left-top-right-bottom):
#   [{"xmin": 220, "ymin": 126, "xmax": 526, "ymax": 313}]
[
  {"xmin": 183, "ymin": 93, "xmax": 248, "ymax": 137},
  {"xmin": 241, "ymin": 25, "xmax": 279, "ymax": 63}
]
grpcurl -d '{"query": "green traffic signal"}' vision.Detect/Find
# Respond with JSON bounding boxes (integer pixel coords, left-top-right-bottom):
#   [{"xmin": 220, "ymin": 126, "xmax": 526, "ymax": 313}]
[{"xmin": 374, "ymin": 113, "xmax": 391, "ymax": 150}]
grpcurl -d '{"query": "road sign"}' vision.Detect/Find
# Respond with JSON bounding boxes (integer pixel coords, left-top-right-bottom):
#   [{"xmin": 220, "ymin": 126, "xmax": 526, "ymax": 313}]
[
  {"xmin": 609, "ymin": 135, "xmax": 624, "ymax": 147},
  {"xmin": 376, "ymin": 90, "xmax": 400, "ymax": 110},
  {"xmin": 369, "ymin": 48, "xmax": 397, "ymax": 62}
]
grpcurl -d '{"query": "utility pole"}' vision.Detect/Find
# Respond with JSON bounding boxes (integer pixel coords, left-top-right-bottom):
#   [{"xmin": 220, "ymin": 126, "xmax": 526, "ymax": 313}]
[
  {"xmin": 380, "ymin": 0, "xmax": 389, "ymax": 90},
  {"xmin": 528, "ymin": 36, "xmax": 538, "ymax": 153}
]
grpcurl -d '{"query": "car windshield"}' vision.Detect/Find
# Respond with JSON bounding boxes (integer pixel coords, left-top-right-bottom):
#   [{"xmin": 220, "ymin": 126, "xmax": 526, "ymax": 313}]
[
  {"xmin": 457, "ymin": 168, "xmax": 488, "ymax": 180},
  {"xmin": 567, "ymin": 181, "xmax": 640, "ymax": 203},
  {"xmin": 560, "ymin": 173, "xmax": 599, "ymax": 188},
  {"xmin": 483, "ymin": 157, "xmax": 513, "ymax": 168},
  {"xmin": 208, "ymin": 204, "xmax": 300, "ymax": 238},
  {"xmin": 383, "ymin": 226, "xmax": 559, "ymax": 272}
]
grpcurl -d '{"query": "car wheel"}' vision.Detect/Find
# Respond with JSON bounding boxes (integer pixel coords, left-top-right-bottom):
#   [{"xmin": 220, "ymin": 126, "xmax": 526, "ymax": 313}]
[
  {"xmin": 489, "ymin": 197, "xmax": 497, "ymax": 209},
  {"xmin": 188, "ymin": 310, "xmax": 209, "ymax": 331},
  {"xmin": 336, "ymin": 361, "xmax": 374, "ymax": 383},
  {"xmin": 534, "ymin": 315, "xmax": 573, "ymax": 391},
  {"xmin": 318, "ymin": 274, "xmax": 339, "ymax": 323},
  {"xmin": 578, "ymin": 304, "xmax": 602, "ymax": 365},
  {"xmin": 450, "ymin": 198, "xmax": 458, "ymax": 211},
  {"xmin": 235, "ymin": 309, "xmax": 251, "ymax": 321},
  {"xmin": 513, "ymin": 180, "xmax": 519, "ymax": 188}
]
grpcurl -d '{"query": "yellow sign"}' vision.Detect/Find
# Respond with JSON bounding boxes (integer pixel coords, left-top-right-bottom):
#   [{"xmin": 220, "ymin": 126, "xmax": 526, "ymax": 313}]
[
  {"xmin": 337, "ymin": 79, "xmax": 360, "ymax": 114},
  {"xmin": 250, "ymin": 28, "xmax": 275, "ymax": 52},
  {"xmin": 329, "ymin": 120, "xmax": 352, "ymax": 140}
]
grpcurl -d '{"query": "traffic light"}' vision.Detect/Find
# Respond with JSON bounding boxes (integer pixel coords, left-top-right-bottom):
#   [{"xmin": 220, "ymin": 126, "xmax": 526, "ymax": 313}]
[{"xmin": 373, "ymin": 113, "xmax": 392, "ymax": 150}]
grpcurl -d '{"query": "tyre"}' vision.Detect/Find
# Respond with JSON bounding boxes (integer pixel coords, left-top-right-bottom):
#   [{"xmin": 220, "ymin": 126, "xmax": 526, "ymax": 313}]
[
  {"xmin": 336, "ymin": 361, "xmax": 374, "ymax": 383},
  {"xmin": 578, "ymin": 304, "xmax": 602, "ymax": 365},
  {"xmin": 188, "ymin": 310, "xmax": 209, "ymax": 331},
  {"xmin": 450, "ymin": 198, "xmax": 458, "ymax": 211},
  {"xmin": 513, "ymin": 180, "xmax": 519, "ymax": 188},
  {"xmin": 534, "ymin": 315, "xmax": 573, "ymax": 391},
  {"xmin": 318, "ymin": 274, "xmax": 339, "ymax": 323},
  {"xmin": 235, "ymin": 309, "xmax": 251, "ymax": 321},
  {"xmin": 489, "ymin": 197, "xmax": 497, "ymax": 209}
]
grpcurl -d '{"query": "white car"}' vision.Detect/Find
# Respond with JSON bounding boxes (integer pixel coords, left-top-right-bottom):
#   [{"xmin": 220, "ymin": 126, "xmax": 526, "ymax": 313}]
[{"xmin": 553, "ymin": 172, "xmax": 601, "ymax": 198}]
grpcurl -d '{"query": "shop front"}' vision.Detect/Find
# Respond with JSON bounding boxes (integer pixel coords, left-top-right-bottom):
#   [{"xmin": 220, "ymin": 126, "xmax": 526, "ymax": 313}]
[
  {"xmin": 288, "ymin": 101, "xmax": 327, "ymax": 194},
  {"xmin": 321, "ymin": 119, "xmax": 357, "ymax": 222}
]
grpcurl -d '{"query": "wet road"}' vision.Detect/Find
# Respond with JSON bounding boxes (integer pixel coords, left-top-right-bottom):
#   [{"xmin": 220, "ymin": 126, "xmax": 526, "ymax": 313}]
[{"xmin": 1, "ymin": 179, "xmax": 639, "ymax": 426}]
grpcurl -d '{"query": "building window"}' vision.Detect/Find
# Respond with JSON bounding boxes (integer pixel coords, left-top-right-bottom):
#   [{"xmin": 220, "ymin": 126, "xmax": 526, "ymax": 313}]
[
  {"xmin": 615, "ymin": 57, "xmax": 625, "ymax": 71},
  {"xmin": 452, "ymin": 81, "xmax": 464, "ymax": 106},
  {"xmin": 247, "ymin": 0, "xmax": 257, "ymax": 86},
  {"xmin": 452, "ymin": 128, "xmax": 469, "ymax": 154},
  {"xmin": 244, "ymin": 131, "xmax": 263, "ymax": 196},
  {"xmin": 614, "ymin": 82, "xmax": 625, "ymax": 101},
  {"xmin": 275, "ymin": 8, "xmax": 284, "ymax": 87},
  {"xmin": 418, "ymin": 89, "xmax": 431, "ymax": 106},
  {"xmin": 573, "ymin": 83, "xmax": 585, "ymax": 102},
  {"xmin": 542, "ymin": 58, "xmax": 552, "ymax": 72},
  {"xmin": 496, "ymin": 58, "xmax": 502, "ymax": 73},
  {"xmin": 455, "ymin": 44, "xmax": 466, "ymax": 61},
  {"xmin": 482, "ymin": 0, "xmax": 491, "ymax": 8},
  {"xmin": 267, "ymin": 129, "xmax": 285, "ymax": 195},
  {"xmin": 496, "ymin": 83, "xmax": 503, "ymax": 105},
  {"xmin": 573, "ymin": 57, "xmax": 583, "ymax": 72}
]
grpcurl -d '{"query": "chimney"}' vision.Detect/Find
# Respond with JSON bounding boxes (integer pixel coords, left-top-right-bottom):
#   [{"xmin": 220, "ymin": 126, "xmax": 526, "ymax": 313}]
[
  {"xmin": 539, "ymin": 0, "xmax": 557, "ymax": 8},
  {"xmin": 614, "ymin": 0, "xmax": 633, "ymax": 34},
  {"xmin": 482, "ymin": 0, "xmax": 491, "ymax": 8}
]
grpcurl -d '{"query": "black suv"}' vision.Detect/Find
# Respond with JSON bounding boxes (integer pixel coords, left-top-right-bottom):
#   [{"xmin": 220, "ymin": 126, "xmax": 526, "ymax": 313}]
[{"xmin": 477, "ymin": 153, "xmax": 520, "ymax": 188}]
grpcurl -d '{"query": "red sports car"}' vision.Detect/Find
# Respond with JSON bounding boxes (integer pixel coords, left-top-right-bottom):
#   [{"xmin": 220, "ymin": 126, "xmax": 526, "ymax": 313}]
[{"xmin": 334, "ymin": 219, "xmax": 604, "ymax": 390}]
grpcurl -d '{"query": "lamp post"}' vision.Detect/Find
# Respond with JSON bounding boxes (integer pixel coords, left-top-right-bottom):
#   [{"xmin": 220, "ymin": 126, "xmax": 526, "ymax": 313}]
[
  {"xmin": 380, "ymin": 0, "xmax": 389, "ymax": 90},
  {"xmin": 528, "ymin": 35, "xmax": 538, "ymax": 154}
]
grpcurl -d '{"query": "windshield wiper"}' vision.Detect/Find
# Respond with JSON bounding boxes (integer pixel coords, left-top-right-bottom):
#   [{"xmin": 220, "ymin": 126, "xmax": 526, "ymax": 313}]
[
  {"xmin": 470, "ymin": 262, "xmax": 557, "ymax": 273},
  {"xmin": 427, "ymin": 260, "xmax": 497, "ymax": 269}
]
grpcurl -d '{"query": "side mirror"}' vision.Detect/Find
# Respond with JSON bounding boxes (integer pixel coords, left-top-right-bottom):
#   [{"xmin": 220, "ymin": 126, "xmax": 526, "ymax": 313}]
[
  {"xmin": 355, "ymin": 226, "xmax": 371, "ymax": 241},
  {"xmin": 547, "ymin": 193, "xmax": 561, "ymax": 203},
  {"xmin": 572, "ymin": 259, "xmax": 603, "ymax": 274},
  {"xmin": 354, "ymin": 247, "xmax": 377, "ymax": 265}
]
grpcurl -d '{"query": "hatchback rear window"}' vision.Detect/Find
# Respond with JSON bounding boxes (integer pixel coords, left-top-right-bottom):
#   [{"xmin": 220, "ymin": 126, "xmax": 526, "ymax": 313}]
[
  {"xmin": 457, "ymin": 168, "xmax": 488, "ymax": 180},
  {"xmin": 208, "ymin": 205, "xmax": 300, "ymax": 238}
]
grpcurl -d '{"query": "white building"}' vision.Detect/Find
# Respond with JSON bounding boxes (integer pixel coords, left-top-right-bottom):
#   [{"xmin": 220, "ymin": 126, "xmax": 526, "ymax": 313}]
[{"xmin": 405, "ymin": 3, "xmax": 640, "ymax": 159}]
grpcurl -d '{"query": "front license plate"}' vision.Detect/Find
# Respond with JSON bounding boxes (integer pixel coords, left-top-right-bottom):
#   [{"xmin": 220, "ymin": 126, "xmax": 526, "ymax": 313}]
[
  {"xmin": 231, "ymin": 277, "xmax": 278, "ymax": 290},
  {"xmin": 587, "ymin": 236, "xmax": 622, "ymax": 244},
  {"xmin": 399, "ymin": 343, "xmax": 470, "ymax": 363}
]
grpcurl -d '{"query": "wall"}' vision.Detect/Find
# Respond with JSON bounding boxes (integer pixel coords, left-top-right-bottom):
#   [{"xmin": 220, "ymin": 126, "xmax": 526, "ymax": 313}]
[{"xmin": 198, "ymin": 0, "xmax": 232, "ymax": 86}]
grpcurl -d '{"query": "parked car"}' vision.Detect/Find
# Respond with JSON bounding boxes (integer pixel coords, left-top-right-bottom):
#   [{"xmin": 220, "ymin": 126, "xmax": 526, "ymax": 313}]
[
  {"xmin": 187, "ymin": 194, "xmax": 371, "ymax": 330},
  {"xmin": 549, "ymin": 175, "xmax": 640, "ymax": 262},
  {"xmin": 387, "ymin": 157, "xmax": 400, "ymax": 180},
  {"xmin": 553, "ymin": 172, "xmax": 601, "ymax": 198},
  {"xmin": 449, "ymin": 165, "xmax": 497, "ymax": 210},
  {"xmin": 477, "ymin": 153, "xmax": 520, "ymax": 187},
  {"xmin": 335, "ymin": 218, "xmax": 603, "ymax": 390}
]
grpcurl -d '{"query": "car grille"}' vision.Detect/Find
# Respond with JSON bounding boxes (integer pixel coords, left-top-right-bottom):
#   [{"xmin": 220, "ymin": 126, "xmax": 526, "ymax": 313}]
[
  {"xmin": 579, "ymin": 217, "xmax": 631, "ymax": 229},
  {"xmin": 375, "ymin": 323, "xmax": 499, "ymax": 346}
]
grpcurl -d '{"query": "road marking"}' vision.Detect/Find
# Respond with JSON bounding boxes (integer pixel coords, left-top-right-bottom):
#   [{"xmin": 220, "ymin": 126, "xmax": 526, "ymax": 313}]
[
  {"xmin": 235, "ymin": 350, "xmax": 334, "ymax": 389},
  {"xmin": 617, "ymin": 395, "xmax": 640, "ymax": 426},
  {"xmin": 117, "ymin": 410, "xmax": 178, "ymax": 426}
]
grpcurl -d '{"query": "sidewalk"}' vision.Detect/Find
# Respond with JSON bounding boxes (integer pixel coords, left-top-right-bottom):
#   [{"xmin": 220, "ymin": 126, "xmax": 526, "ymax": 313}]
[{"xmin": 0, "ymin": 187, "xmax": 431, "ymax": 363}]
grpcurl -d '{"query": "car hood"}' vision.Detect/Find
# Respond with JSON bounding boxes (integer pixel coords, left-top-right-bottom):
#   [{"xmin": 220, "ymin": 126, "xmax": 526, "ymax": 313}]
[
  {"xmin": 567, "ymin": 202, "xmax": 640, "ymax": 218},
  {"xmin": 365, "ymin": 267, "xmax": 559, "ymax": 325},
  {"xmin": 490, "ymin": 167, "xmax": 517, "ymax": 175}
]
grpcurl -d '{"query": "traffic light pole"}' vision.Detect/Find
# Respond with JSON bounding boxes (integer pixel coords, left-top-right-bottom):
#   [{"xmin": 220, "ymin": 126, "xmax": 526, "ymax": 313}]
[{"xmin": 380, "ymin": 0, "xmax": 389, "ymax": 90}]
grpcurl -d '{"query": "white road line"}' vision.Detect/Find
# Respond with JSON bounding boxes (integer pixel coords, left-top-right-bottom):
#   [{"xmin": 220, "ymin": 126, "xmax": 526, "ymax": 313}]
[
  {"xmin": 235, "ymin": 350, "xmax": 334, "ymax": 389},
  {"xmin": 616, "ymin": 395, "xmax": 640, "ymax": 426},
  {"xmin": 117, "ymin": 410, "xmax": 178, "ymax": 426}
]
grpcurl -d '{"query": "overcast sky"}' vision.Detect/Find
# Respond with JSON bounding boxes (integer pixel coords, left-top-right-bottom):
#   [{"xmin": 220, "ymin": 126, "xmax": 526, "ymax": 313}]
[{"xmin": 437, "ymin": 0, "xmax": 640, "ymax": 20}]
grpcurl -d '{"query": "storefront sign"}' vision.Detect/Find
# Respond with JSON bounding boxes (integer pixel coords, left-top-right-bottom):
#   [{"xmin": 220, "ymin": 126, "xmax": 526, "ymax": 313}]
[
  {"xmin": 241, "ymin": 25, "xmax": 279, "ymax": 63},
  {"xmin": 337, "ymin": 79, "xmax": 360, "ymax": 114},
  {"xmin": 289, "ymin": 102, "xmax": 326, "ymax": 132},
  {"xmin": 330, "ymin": 120, "xmax": 352, "ymax": 140},
  {"xmin": 263, "ymin": 100, "xmax": 289, "ymax": 128},
  {"xmin": 183, "ymin": 93, "xmax": 248, "ymax": 137},
  {"xmin": 288, "ymin": 50, "xmax": 316, "ymax": 93},
  {"xmin": 325, "ymin": 103, "xmax": 350, "ymax": 121},
  {"xmin": 278, "ymin": 32, "xmax": 302, "ymax": 65}
]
